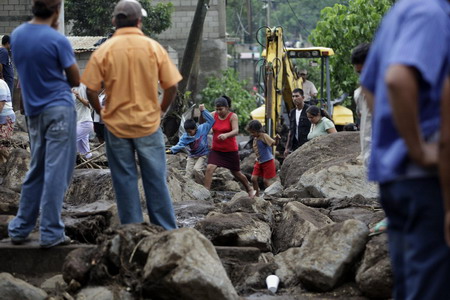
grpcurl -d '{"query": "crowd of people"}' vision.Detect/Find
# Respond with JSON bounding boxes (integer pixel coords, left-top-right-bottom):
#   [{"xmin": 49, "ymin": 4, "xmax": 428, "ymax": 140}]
[{"xmin": 2, "ymin": 0, "xmax": 450, "ymax": 298}]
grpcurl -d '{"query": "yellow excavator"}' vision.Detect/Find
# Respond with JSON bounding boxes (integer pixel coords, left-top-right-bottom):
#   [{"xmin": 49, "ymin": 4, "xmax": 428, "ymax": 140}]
[{"xmin": 250, "ymin": 27, "xmax": 354, "ymax": 139}]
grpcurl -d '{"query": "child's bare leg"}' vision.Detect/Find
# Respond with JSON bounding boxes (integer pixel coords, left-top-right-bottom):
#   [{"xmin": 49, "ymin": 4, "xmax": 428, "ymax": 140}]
[
  {"xmin": 231, "ymin": 170, "xmax": 255, "ymax": 197},
  {"xmin": 204, "ymin": 164, "xmax": 217, "ymax": 190},
  {"xmin": 251, "ymin": 175, "xmax": 260, "ymax": 196}
]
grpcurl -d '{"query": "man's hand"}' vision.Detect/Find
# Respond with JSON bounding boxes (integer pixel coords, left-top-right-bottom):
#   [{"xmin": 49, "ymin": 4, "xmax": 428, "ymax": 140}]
[
  {"xmin": 411, "ymin": 142, "xmax": 438, "ymax": 168},
  {"xmin": 284, "ymin": 149, "xmax": 290, "ymax": 158}
]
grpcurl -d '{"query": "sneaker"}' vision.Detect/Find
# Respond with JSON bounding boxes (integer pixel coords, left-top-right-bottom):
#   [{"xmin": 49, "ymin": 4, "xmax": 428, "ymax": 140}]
[
  {"xmin": 10, "ymin": 236, "xmax": 30, "ymax": 245},
  {"xmin": 40, "ymin": 235, "xmax": 72, "ymax": 248}
]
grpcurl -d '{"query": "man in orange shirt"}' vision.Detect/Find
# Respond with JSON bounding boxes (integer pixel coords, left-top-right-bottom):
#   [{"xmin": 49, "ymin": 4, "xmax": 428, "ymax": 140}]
[{"xmin": 81, "ymin": 0, "xmax": 181, "ymax": 229}]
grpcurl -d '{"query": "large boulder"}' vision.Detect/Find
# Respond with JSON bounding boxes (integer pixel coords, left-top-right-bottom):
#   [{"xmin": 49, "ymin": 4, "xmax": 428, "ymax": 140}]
[
  {"xmin": 173, "ymin": 200, "xmax": 216, "ymax": 228},
  {"xmin": 167, "ymin": 167, "xmax": 211, "ymax": 202},
  {"xmin": 356, "ymin": 234, "xmax": 393, "ymax": 299},
  {"xmin": 222, "ymin": 191, "xmax": 273, "ymax": 223},
  {"xmin": 299, "ymin": 163, "xmax": 378, "ymax": 199},
  {"xmin": 297, "ymin": 219, "xmax": 369, "ymax": 291},
  {"xmin": 273, "ymin": 247, "xmax": 303, "ymax": 288},
  {"xmin": 137, "ymin": 228, "xmax": 240, "ymax": 300},
  {"xmin": 0, "ymin": 186, "xmax": 20, "ymax": 214},
  {"xmin": 273, "ymin": 202, "xmax": 334, "ymax": 253},
  {"xmin": 0, "ymin": 272, "xmax": 48, "ymax": 300},
  {"xmin": 195, "ymin": 212, "xmax": 272, "ymax": 251},
  {"xmin": 65, "ymin": 169, "xmax": 116, "ymax": 205},
  {"xmin": 2, "ymin": 148, "xmax": 30, "ymax": 192},
  {"xmin": 280, "ymin": 132, "xmax": 360, "ymax": 188}
]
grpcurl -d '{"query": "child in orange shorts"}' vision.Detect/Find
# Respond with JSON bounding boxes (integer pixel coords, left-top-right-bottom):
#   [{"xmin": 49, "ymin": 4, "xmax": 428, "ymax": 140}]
[{"xmin": 246, "ymin": 120, "xmax": 279, "ymax": 196}]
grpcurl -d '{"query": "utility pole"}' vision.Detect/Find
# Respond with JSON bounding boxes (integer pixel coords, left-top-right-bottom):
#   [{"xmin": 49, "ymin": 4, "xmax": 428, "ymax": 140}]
[
  {"xmin": 161, "ymin": 0, "xmax": 210, "ymax": 143},
  {"xmin": 58, "ymin": 0, "xmax": 65, "ymax": 35},
  {"xmin": 266, "ymin": 0, "xmax": 271, "ymax": 27},
  {"xmin": 246, "ymin": 0, "xmax": 253, "ymax": 43}
]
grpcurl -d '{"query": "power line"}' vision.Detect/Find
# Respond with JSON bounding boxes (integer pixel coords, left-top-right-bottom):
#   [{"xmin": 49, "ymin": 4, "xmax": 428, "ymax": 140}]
[{"xmin": 285, "ymin": 0, "xmax": 311, "ymax": 36}]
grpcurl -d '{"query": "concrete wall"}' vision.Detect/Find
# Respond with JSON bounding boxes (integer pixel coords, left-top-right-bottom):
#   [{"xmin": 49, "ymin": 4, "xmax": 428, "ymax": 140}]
[
  {"xmin": 0, "ymin": 0, "xmax": 32, "ymax": 35},
  {"xmin": 153, "ymin": 0, "xmax": 227, "ymax": 95}
]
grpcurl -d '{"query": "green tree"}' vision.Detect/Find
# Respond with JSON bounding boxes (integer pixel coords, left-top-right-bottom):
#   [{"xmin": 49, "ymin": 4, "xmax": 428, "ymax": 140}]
[
  {"xmin": 65, "ymin": 0, "xmax": 173, "ymax": 36},
  {"xmin": 309, "ymin": 0, "xmax": 391, "ymax": 98},
  {"xmin": 200, "ymin": 69, "xmax": 257, "ymax": 130}
]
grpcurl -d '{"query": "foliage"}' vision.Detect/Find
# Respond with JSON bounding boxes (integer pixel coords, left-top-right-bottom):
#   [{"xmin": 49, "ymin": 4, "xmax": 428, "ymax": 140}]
[
  {"xmin": 200, "ymin": 69, "xmax": 258, "ymax": 130},
  {"xmin": 226, "ymin": 0, "xmax": 347, "ymax": 43},
  {"xmin": 309, "ymin": 0, "xmax": 392, "ymax": 98},
  {"xmin": 65, "ymin": 0, "xmax": 173, "ymax": 37}
]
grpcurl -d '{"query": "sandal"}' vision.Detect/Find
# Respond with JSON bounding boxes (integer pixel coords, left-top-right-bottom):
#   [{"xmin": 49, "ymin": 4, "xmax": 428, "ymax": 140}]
[{"xmin": 369, "ymin": 218, "xmax": 388, "ymax": 236}]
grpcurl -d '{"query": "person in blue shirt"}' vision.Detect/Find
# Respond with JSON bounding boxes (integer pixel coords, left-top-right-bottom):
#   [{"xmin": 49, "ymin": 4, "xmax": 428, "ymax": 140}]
[
  {"xmin": 246, "ymin": 120, "xmax": 279, "ymax": 197},
  {"xmin": 7, "ymin": 0, "xmax": 80, "ymax": 248},
  {"xmin": 360, "ymin": 0, "xmax": 450, "ymax": 298},
  {"xmin": 0, "ymin": 35, "xmax": 14, "ymax": 99},
  {"xmin": 167, "ymin": 104, "xmax": 215, "ymax": 180}
]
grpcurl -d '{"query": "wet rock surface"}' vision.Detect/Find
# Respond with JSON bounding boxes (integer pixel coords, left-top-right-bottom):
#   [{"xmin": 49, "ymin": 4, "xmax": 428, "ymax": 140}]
[{"xmin": 0, "ymin": 129, "xmax": 393, "ymax": 299}]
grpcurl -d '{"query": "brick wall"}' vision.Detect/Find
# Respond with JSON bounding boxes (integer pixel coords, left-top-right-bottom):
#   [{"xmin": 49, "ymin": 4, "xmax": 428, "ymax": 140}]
[{"xmin": 0, "ymin": 0, "xmax": 32, "ymax": 35}]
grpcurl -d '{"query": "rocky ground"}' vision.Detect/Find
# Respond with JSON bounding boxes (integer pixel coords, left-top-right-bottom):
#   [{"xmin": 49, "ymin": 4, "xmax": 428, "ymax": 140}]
[{"xmin": 0, "ymin": 115, "xmax": 392, "ymax": 300}]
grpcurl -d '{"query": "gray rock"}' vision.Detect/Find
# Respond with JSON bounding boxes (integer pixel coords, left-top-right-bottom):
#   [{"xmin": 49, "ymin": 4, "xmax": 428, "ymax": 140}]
[
  {"xmin": 75, "ymin": 286, "xmax": 133, "ymax": 300},
  {"xmin": 0, "ymin": 215, "xmax": 14, "ymax": 239},
  {"xmin": 299, "ymin": 163, "xmax": 378, "ymax": 199},
  {"xmin": 356, "ymin": 234, "xmax": 393, "ymax": 299},
  {"xmin": 298, "ymin": 198, "xmax": 330, "ymax": 208},
  {"xmin": 241, "ymin": 153, "xmax": 257, "ymax": 177},
  {"xmin": 138, "ymin": 228, "xmax": 239, "ymax": 300},
  {"xmin": 329, "ymin": 207, "xmax": 379, "ymax": 226},
  {"xmin": 166, "ymin": 153, "xmax": 187, "ymax": 170},
  {"xmin": 40, "ymin": 274, "xmax": 67, "ymax": 293},
  {"xmin": 0, "ymin": 272, "xmax": 48, "ymax": 300},
  {"xmin": 223, "ymin": 192, "xmax": 273, "ymax": 222},
  {"xmin": 282, "ymin": 184, "xmax": 312, "ymax": 198},
  {"xmin": 167, "ymin": 167, "xmax": 211, "ymax": 202},
  {"xmin": 0, "ymin": 186, "xmax": 20, "ymax": 214},
  {"xmin": 13, "ymin": 113, "xmax": 28, "ymax": 132},
  {"xmin": 3, "ymin": 148, "xmax": 30, "ymax": 192},
  {"xmin": 297, "ymin": 219, "xmax": 369, "ymax": 291},
  {"xmin": 273, "ymin": 202, "xmax": 334, "ymax": 253},
  {"xmin": 195, "ymin": 212, "xmax": 272, "ymax": 251},
  {"xmin": 9, "ymin": 131, "xmax": 29, "ymax": 148},
  {"xmin": 264, "ymin": 180, "xmax": 283, "ymax": 197},
  {"xmin": 222, "ymin": 180, "xmax": 242, "ymax": 192},
  {"xmin": 173, "ymin": 200, "xmax": 216, "ymax": 228},
  {"xmin": 280, "ymin": 132, "xmax": 360, "ymax": 188},
  {"xmin": 65, "ymin": 169, "xmax": 116, "ymax": 205},
  {"xmin": 274, "ymin": 247, "xmax": 303, "ymax": 287}
]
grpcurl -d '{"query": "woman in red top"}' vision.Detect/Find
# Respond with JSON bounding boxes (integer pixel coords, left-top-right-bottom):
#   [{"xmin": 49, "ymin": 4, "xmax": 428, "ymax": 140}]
[{"xmin": 204, "ymin": 96, "xmax": 255, "ymax": 197}]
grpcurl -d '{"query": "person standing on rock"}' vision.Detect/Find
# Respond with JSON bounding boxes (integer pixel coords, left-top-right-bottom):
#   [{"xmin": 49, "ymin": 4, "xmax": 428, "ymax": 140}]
[
  {"xmin": 203, "ymin": 96, "xmax": 256, "ymax": 198},
  {"xmin": 81, "ymin": 0, "xmax": 180, "ymax": 229},
  {"xmin": 360, "ymin": 0, "xmax": 450, "ymax": 298},
  {"xmin": 284, "ymin": 88, "xmax": 311, "ymax": 157},
  {"xmin": 8, "ymin": 0, "xmax": 80, "ymax": 248}
]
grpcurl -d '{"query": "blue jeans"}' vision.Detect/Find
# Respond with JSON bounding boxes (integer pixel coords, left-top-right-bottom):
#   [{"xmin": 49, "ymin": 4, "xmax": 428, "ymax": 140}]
[
  {"xmin": 380, "ymin": 177, "xmax": 450, "ymax": 300},
  {"xmin": 104, "ymin": 127, "xmax": 177, "ymax": 230},
  {"xmin": 8, "ymin": 105, "xmax": 76, "ymax": 245}
]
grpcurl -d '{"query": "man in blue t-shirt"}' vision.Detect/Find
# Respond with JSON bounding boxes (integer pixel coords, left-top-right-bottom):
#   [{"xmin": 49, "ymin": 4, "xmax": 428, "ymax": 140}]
[
  {"xmin": 7, "ymin": 0, "xmax": 80, "ymax": 248},
  {"xmin": 360, "ymin": 0, "xmax": 450, "ymax": 298},
  {"xmin": 0, "ymin": 35, "xmax": 14, "ymax": 99}
]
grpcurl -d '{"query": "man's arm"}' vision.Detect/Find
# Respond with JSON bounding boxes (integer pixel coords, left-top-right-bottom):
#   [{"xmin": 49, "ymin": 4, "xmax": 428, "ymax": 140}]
[
  {"xmin": 385, "ymin": 64, "xmax": 437, "ymax": 167},
  {"xmin": 160, "ymin": 84, "xmax": 178, "ymax": 115},
  {"xmin": 64, "ymin": 63, "xmax": 80, "ymax": 87},
  {"xmin": 86, "ymin": 88, "xmax": 101, "ymax": 114},
  {"xmin": 439, "ymin": 76, "xmax": 450, "ymax": 247}
]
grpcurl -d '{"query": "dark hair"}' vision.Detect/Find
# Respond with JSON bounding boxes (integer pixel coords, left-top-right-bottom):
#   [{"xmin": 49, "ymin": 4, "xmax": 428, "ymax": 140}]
[
  {"xmin": 1, "ymin": 35, "xmax": 10, "ymax": 45},
  {"xmin": 351, "ymin": 43, "xmax": 370, "ymax": 65},
  {"xmin": 183, "ymin": 119, "xmax": 197, "ymax": 131},
  {"xmin": 344, "ymin": 123, "xmax": 358, "ymax": 131},
  {"xmin": 246, "ymin": 119, "xmax": 263, "ymax": 132},
  {"xmin": 32, "ymin": 1, "xmax": 60, "ymax": 19},
  {"xmin": 214, "ymin": 95, "xmax": 232, "ymax": 108},
  {"xmin": 114, "ymin": 14, "xmax": 139, "ymax": 28},
  {"xmin": 292, "ymin": 88, "xmax": 304, "ymax": 96},
  {"xmin": 306, "ymin": 106, "xmax": 331, "ymax": 119}
]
